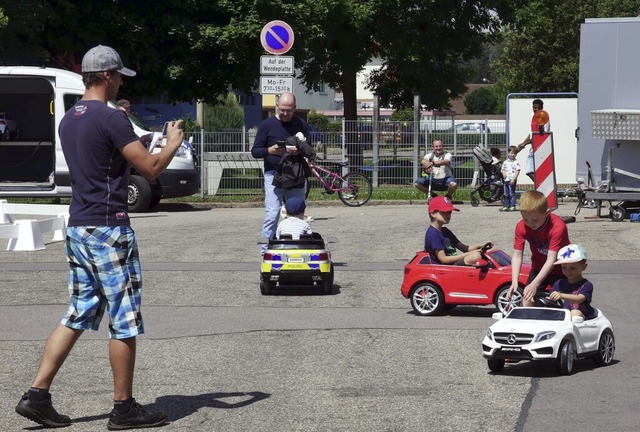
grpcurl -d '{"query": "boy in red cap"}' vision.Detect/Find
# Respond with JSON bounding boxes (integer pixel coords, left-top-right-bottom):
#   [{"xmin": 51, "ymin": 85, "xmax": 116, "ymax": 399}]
[{"xmin": 424, "ymin": 196, "xmax": 493, "ymax": 265}]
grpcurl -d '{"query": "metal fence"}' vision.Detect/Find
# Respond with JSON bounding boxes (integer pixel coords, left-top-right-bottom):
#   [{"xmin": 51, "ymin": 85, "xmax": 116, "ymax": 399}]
[{"xmin": 186, "ymin": 120, "xmax": 507, "ymax": 198}]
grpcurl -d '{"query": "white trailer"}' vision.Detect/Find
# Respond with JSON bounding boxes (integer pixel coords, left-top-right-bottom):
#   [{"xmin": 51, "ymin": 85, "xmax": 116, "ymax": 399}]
[{"xmin": 577, "ymin": 17, "xmax": 640, "ymax": 220}]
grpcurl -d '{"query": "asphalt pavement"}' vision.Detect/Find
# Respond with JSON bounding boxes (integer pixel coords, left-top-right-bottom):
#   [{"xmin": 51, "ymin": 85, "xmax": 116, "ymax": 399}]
[{"xmin": 0, "ymin": 199, "xmax": 638, "ymax": 431}]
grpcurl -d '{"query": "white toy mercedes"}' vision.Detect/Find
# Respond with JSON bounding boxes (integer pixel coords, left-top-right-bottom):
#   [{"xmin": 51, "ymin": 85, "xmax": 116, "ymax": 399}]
[{"xmin": 482, "ymin": 302, "xmax": 615, "ymax": 375}]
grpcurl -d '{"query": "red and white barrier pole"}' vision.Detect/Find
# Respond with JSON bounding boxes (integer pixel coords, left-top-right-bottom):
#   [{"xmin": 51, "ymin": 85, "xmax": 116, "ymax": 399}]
[{"xmin": 531, "ymin": 110, "xmax": 557, "ymax": 211}]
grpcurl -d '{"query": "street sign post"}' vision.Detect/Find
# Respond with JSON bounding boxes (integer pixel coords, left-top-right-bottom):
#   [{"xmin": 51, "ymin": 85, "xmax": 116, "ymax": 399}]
[
  {"xmin": 260, "ymin": 56, "xmax": 294, "ymax": 75},
  {"xmin": 259, "ymin": 21, "xmax": 295, "ymax": 96},
  {"xmin": 260, "ymin": 76, "xmax": 293, "ymax": 95},
  {"xmin": 260, "ymin": 20, "xmax": 294, "ymax": 55}
]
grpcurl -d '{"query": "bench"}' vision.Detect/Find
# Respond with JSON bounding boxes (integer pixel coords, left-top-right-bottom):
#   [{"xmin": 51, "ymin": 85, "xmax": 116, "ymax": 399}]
[
  {"xmin": 203, "ymin": 152, "xmax": 264, "ymax": 195},
  {"xmin": 0, "ymin": 200, "xmax": 68, "ymax": 251}
]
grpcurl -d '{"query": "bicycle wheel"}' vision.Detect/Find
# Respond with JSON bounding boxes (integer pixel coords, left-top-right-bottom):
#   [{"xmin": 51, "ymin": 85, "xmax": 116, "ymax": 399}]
[{"xmin": 338, "ymin": 172, "xmax": 372, "ymax": 207}]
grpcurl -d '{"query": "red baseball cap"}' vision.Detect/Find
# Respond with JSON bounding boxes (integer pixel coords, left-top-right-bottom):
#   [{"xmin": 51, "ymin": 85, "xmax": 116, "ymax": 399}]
[{"xmin": 428, "ymin": 196, "xmax": 459, "ymax": 213}]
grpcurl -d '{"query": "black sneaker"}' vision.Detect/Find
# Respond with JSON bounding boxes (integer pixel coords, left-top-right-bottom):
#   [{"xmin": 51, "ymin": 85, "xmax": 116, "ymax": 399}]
[
  {"xmin": 107, "ymin": 399, "xmax": 168, "ymax": 430},
  {"xmin": 15, "ymin": 392, "xmax": 71, "ymax": 428}
]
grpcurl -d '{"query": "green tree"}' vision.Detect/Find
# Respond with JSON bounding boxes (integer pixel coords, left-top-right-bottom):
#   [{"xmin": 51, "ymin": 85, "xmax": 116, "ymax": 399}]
[
  {"xmin": 204, "ymin": 92, "xmax": 245, "ymax": 131},
  {"xmin": 307, "ymin": 108, "xmax": 329, "ymax": 131},
  {"xmin": 494, "ymin": 0, "xmax": 640, "ymax": 93},
  {"xmin": 390, "ymin": 108, "xmax": 414, "ymax": 122},
  {"xmin": 464, "ymin": 87, "xmax": 498, "ymax": 114}
]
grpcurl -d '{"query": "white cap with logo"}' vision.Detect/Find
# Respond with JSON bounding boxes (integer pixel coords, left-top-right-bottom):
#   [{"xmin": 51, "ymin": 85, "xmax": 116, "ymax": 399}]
[{"xmin": 554, "ymin": 244, "xmax": 587, "ymax": 265}]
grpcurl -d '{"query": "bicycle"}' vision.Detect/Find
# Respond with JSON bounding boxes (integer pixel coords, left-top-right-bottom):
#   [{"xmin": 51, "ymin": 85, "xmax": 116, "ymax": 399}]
[{"xmin": 306, "ymin": 158, "xmax": 372, "ymax": 207}]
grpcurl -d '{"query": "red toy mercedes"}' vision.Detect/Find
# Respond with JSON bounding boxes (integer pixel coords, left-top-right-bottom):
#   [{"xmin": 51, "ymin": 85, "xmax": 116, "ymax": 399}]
[{"xmin": 401, "ymin": 248, "xmax": 532, "ymax": 316}]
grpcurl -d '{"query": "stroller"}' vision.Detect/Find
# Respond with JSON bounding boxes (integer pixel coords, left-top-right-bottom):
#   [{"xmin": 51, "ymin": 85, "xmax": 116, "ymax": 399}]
[{"xmin": 470, "ymin": 145, "xmax": 504, "ymax": 207}]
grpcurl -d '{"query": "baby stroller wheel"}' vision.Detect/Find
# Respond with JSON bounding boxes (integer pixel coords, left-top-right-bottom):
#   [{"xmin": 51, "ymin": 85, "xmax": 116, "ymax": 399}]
[{"xmin": 471, "ymin": 196, "xmax": 479, "ymax": 207}]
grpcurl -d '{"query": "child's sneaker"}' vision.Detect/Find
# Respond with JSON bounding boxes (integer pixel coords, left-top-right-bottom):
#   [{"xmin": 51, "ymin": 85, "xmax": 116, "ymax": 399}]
[
  {"xmin": 107, "ymin": 399, "xmax": 168, "ymax": 430},
  {"xmin": 15, "ymin": 392, "xmax": 71, "ymax": 428}
]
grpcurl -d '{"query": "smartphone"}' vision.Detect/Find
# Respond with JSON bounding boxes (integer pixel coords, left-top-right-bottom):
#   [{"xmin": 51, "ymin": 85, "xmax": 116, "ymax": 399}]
[
  {"xmin": 276, "ymin": 140, "xmax": 286, "ymax": 148},
  {"xmin": 162, "ymin": 121, "xmax": 171, "ymax": 138}
]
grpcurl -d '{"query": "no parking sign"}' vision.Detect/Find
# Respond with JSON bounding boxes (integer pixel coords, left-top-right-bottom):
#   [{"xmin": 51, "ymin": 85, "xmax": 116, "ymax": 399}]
[{"xmin": 260, "ymin": 20, "xmax": 294, "ymax": 55}]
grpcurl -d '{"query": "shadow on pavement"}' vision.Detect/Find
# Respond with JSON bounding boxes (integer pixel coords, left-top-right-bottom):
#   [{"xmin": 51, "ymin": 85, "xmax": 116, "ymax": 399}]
[{"xmin": 153, "ymin": 391, "xmax": 271, "ymax": 421}]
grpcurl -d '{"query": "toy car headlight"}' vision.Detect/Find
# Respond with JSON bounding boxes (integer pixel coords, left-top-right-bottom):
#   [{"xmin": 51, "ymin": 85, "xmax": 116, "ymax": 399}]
[
  {"xmin": 486, "ymin": 328, "xmax": 493, "ymax": 341},
  {"xmin": 534, "ymin": 331, "xmax": 556, "ymax": 343}
]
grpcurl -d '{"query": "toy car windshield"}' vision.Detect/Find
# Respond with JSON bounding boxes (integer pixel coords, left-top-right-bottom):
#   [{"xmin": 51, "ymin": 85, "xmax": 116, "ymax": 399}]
[{"xmin": 506, "ymin": 308, "xmax": 566, "ymax": 321}]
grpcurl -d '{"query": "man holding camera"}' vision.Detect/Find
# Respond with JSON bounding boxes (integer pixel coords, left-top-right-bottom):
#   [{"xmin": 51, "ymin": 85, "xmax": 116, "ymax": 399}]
[{"xmin": 251, "ymin": 92, "xmax": 313, "ymax": 253}]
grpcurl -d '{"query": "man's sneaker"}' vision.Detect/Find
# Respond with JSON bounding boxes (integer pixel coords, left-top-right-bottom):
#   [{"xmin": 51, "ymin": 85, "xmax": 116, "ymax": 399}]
[
  {"xmin": 509, "ymin": 206, "xmax": 516, "ymax": 211},
  {"xmin": 107, "ymin": 399, "xmax": 168, "ymax": 430},
  {"xmin": 502, "ymin": 207, "xmax": 509, "ymax": 212},
  {"xmin": 303, "ymin": 214, "xmax": 314, "ymax": 222},
  {"xmin": 15, "ymin": 392, "xmax": 71, "ymax": 428}
]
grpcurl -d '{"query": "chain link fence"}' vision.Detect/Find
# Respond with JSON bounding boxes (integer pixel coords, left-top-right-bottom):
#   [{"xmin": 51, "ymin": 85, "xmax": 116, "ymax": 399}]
[{"xmin": 186, "ymin": 120, "xmax": 507, "ymax": 198}]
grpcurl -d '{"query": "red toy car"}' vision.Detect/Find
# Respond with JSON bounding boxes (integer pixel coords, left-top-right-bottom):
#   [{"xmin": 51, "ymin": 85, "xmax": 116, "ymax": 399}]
[{"xmin": 400, "ymin": 248, "xmax": 531, "ymax": 316}]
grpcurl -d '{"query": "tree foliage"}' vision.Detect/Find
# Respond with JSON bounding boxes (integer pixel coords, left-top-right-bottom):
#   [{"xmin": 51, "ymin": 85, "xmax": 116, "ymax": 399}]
[
  {"xmin": 0, "ymin": 0, "xmax": 518, "ymax": 121},
  {"xmin": 464, "ymin": 87, "xmax": 498, "ymax": 114},
  {"xmin": 204, "ymin": 92, "xmax": 245, "ymax": 131},
  {"xmin": 494, "ymin": 0, "xmax": 640, "ymax": 93}
]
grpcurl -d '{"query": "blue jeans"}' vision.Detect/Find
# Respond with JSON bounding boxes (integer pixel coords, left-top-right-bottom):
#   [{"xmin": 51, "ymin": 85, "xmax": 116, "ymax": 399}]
[
  {"xmin": 261, "ymin": 170, "xmax": 306, "ymax": 253},
  {"xmin": 504, "ymin": 182, "xmax": 517, "ymax": 208}
]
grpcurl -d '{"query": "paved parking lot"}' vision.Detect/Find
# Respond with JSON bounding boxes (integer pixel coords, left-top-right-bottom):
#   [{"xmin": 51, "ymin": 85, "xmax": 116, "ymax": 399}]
[{"xmin": 1, "ymin": 201, "xmax": 638, "ymax": 431}]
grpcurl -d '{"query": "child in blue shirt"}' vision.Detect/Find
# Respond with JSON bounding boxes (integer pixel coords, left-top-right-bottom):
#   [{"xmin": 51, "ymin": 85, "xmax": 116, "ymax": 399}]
[
  {"xmin": 424, "ymin": 196, "xmax": 492, "ymax": 265},
  {"xmin": 548, "ymin": 244, "xmax": 596, "ymax": 319}
]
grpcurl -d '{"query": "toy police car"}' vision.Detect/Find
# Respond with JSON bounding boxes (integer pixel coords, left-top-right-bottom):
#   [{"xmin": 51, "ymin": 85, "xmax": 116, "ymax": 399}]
[
  {"xmin": 260, "ymin": 233, "xmax": 334, "ymax": 295},
  {"xmin": 482, "ymin": 305, "xmax": 615, "ymax": 375}
]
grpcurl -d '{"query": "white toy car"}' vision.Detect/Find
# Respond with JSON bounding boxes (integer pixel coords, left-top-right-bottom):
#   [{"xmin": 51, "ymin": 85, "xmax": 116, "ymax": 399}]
[{"xmin": 482, "ymin": 305, "xmax": 615, "ymax": 375}]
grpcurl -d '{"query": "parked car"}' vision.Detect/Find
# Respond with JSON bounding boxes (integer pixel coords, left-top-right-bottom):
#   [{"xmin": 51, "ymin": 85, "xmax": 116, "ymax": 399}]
[
  {"xmin": 482, "ymin": 303, "xmax": 615, "ymax": 375},
  {"xmin": 400, "ymin": 247, "xmax": 530, "ymax": 316},
  {"xmin": 0, "ymin": 112, "xmax": 18, "ymax": 140},
  {"xmin": 449, "ymin": 122, "xmax": 491, "ymax": 134}
]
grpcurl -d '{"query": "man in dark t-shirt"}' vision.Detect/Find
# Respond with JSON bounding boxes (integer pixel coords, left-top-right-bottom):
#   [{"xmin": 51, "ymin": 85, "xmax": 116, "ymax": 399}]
[{"xmin": 16, "ymin": 45, "xmax": 183, "ymax": 430}]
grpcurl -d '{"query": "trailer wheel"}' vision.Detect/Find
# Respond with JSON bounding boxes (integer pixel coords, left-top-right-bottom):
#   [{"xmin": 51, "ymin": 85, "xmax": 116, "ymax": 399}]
[{"xmin": 610, "ymin": 205, "xmax": 625, "ymax": 222}]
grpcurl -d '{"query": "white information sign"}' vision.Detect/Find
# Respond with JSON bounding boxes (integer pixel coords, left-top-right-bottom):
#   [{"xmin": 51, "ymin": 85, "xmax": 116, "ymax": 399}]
[
  {"xmin": 260, "ymin": 76, "xmax": 293, "ymax": 95},
  {"xmin": 260, "ymin": 56, "xmax": 294, "ymax": 75}
]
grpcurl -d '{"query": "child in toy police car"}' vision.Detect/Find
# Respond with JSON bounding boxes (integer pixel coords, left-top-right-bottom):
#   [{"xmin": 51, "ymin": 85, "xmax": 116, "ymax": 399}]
[
  {"xmin": 276, "ymin": 197, "xmax": 312, "ymax": 240},
  {"xmin": 548, "ymin": 244, "xmax": 597, "ymax": 320},
  {"xmin": 424, "ymin": 195, "xmax": 493, "ymax": 266}
]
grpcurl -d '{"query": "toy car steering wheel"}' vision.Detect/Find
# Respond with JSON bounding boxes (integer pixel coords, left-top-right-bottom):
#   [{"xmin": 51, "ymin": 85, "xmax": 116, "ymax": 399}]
[
  {"xmin": 534, "ymin": 292, "xmax": 563, "ymax": 309},
  {"xmin": 479, "ymin": 242, "xmax": 493, "ymax": 258}
]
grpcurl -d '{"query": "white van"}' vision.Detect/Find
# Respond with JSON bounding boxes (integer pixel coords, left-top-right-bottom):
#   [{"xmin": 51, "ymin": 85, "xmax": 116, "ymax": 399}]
[{"xmin": 0, "ymin": 66, "xmax": 199, "ymax": 212}]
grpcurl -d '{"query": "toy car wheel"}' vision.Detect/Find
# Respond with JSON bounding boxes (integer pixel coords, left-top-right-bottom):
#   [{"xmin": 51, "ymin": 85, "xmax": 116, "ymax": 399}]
[
  {"xmin": 471, "ymin": 196, "xmax": 479, "ymax": 207},
  {"xmin": 592, "ymin": 329, "xmax": 615, "ymax": 367},
  {"xmin": 260, "ymin": 277, "xmax": 275, "ymax": 296},
  {"xmin": 410, "ymin": 283, "xmax": 445, "ymax": 316},
  {"xmin": 487, "ymin": 358, "xmax": 505, "ymax": 373},
  {"xmin": 610, "ymin": 205, "xmax": 625, "ymax": 222},
  {"xmin": 495, "ymin": 286, "xmax": 522, "ymax": 315},
  {"xmin": 322, "ymin": 264, "xmax": 334, "ymax": 295},
  {"xmin": 557, "ymin": 339, "xmax": 576, "ymax": 375}
]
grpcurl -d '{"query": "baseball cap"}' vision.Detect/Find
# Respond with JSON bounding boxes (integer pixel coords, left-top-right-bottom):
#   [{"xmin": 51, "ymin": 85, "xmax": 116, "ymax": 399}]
[
  {"xmin": 428, "ymin": 196, "xmax": 459, "ymax": 213},
  {"xmin": 554, "ymin": 244, "xmax": 587, "ymax": 264},
  {"xmin": 81, "ymin": 45, "xmax": 136, "ymax": 76},
  {"xmin": 285, "ymin": 197, "xmax": 306, "ymax": 215}
]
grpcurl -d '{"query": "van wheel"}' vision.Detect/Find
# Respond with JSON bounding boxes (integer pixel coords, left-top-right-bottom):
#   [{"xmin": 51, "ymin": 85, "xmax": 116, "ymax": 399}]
[
  {"xmin": 1, "ymin": 129, "xmax": 9, "ymax": 141},
  {"xmin": 128, "ymin": 175, "xmax": 151, "ymax": 212}
]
